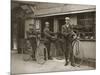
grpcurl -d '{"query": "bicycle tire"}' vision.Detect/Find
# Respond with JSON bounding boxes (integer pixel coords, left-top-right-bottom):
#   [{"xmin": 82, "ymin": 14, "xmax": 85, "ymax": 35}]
[
  {"xmin": 35, "ymin": 43, "xmax": 47, "ymax": 64},
  {"xmin": 22, "ymin": 40, "xmax": 32, "ymax": 61},
  {"xmin": 72, "ymin": 39, "xmax": 84, "ymax": 67}
]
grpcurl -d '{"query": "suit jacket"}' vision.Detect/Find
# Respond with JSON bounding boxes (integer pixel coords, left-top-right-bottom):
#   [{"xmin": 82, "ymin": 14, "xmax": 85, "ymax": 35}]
[
  {"xmin": 43, "ymin": 27, "xmax": 53, "ymax": 41},
  {"xmin": 61, "ymin": 24, "xmax": 76, "ymax": 41},
  {"xmin": 27, "ymin": 29, "xmax": 37, "ymax": 39}
]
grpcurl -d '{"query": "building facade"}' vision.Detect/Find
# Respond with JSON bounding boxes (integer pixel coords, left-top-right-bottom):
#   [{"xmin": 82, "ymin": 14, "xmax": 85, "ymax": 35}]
[
  {"xmin": 11, "ymin": 1, "xmax": 96, "ymax": 60},
  {"xmin": 28, "ymin": 3, "xmax": 96, "ymax": 59}
]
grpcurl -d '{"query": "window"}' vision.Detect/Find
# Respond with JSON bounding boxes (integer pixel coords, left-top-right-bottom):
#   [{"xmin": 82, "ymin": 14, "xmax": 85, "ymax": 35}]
[{"xmin": 75, "ymin": 12, "xmax": 96, "ymax": 40}]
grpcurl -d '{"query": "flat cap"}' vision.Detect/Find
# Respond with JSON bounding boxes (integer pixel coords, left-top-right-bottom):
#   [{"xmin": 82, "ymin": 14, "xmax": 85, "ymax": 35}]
[
  {"xmin": 45, "ymin": 22, "xmax": 49, "ymax": 24},
  {"xmin": 65, "ymin": 17, "xmax": 70, "ymax": 20}
]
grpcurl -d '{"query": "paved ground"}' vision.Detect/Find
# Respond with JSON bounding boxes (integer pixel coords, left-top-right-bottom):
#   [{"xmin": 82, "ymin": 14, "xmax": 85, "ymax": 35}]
[{"xmin": 11, "ymin": 52, "xmax": 95, "ymax": 74}]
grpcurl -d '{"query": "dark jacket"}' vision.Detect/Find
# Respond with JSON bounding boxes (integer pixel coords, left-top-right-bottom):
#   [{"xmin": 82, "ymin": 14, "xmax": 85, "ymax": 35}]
[
  {"xmin": 26, "ymin": 29, "xmax": 37, "ymax": 39},
  {"xmin": 43, "ymin": 27, "xmax": 53, "ymax": 41},
  {"xmin": 61, "ymin": 24, "xmax": 76, "ymax": 42}
]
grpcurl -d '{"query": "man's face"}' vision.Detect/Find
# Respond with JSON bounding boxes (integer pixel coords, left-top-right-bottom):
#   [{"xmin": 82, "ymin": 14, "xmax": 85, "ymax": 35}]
[
  {"xmin": 45, "ymin": 24, "xmax": 49, "ymax": 28},
  {"xmin": 29, "ymin": 28, "xmax": 33, "ymax": 32},
  {"xmin": 65, "ymin": 19, "xmax": 70, "ymax": 24}
]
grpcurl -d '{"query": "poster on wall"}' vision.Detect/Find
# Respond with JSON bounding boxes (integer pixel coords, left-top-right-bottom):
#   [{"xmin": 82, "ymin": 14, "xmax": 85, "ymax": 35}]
[{"xmin": 11, "ymin": 0, "xmax": 96, "ymax": 74}]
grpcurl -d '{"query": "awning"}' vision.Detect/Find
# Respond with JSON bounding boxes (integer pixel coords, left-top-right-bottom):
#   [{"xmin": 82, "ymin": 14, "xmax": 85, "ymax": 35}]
[{"xmin": 35, "ymin": 8, "xmax": 96, "ymax": 17}]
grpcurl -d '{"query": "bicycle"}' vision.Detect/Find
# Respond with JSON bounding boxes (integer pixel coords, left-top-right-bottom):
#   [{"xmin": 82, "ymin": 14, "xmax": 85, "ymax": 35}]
[
  {"xmin": 35, "ymin": 38, "xmax": 48, "ymax": 64},
  {"xmin": 72, "ymin": 38, "xmax": 84, "ymax": 67},
  {"xmin": 22, "ymin": 39, "xmax": 33, "ymax": 61}
]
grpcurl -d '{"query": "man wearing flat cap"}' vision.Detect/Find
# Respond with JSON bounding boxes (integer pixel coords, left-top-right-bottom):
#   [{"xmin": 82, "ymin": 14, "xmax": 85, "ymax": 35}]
[
  {"xmin": 26, "ymin": 25, "xmax": 37, "ymax": 61},
  {"xmin": 43, "ymin": 22, "xmax": 53, "ymax": 60},
  {"xmin": 61, "ymin": 17, "xmax": 76, "ymax": 67}
]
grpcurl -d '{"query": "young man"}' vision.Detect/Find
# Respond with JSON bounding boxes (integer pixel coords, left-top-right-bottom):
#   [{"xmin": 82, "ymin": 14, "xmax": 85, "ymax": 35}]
[
  {"xmin": 61, "ymin": 17, "xmax": 76, "ymax": 67},
  {"xmin": 43, "ymin": 22, "xmax": 53, "ymax": 60},
  {"xmin": 27, "ymin": 25, "xmax": 37, "ymax": 61}
]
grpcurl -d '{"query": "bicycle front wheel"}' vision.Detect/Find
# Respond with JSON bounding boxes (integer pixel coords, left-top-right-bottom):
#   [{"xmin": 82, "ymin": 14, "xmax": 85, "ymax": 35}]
[
  {"xmin": 35, "ymin": 43, "xmax": 46, "ymax": 64},
  {"xmin": 72, "ymin": 40, "xmax": 84, "ymax": 67}
]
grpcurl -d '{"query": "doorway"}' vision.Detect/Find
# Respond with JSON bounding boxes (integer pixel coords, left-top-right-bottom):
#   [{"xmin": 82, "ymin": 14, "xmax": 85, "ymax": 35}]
[{"xmin": 58, "ymin": 18, "xmax": 65, "ymax": 33}]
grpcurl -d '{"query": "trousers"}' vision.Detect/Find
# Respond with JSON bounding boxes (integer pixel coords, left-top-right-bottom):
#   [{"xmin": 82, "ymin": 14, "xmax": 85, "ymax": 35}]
[
  {"xmin": 64, "ymin": 39, "xmax": 75, "ymax": 64},
  {"xmin": 29, "ymin": 37, "xmax": 37, "ymax": 58}
]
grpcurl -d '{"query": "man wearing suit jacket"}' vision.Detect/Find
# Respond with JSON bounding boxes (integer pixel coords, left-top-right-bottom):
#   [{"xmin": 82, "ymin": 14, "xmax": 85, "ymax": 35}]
[
  {"xmin": 61, "ymin": 17, "xmax": 76, "ymax": 67},
  {"xmin": 27, "ymin": 25, "xmax": 37, "ymax": 61},
  {"xmin": 43, "ymin": 22, "xmax": 53, "ymax": 60}
]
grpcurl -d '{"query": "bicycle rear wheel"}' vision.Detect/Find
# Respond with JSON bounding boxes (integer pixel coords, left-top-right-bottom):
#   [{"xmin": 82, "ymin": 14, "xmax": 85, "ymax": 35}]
[{"xmin": 22, "ymin": 40, "xmax": 32, "ymax": 61}]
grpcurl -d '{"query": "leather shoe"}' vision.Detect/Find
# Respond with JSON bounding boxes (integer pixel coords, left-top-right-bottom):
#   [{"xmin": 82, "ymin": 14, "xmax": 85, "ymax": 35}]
[
  {"xmin": 71, "ymin": 63, "xmax": 76, "ymax": 67},
  {"xmin": 64, "ymin": 62, "xmax": 69, "ymax": 66}
]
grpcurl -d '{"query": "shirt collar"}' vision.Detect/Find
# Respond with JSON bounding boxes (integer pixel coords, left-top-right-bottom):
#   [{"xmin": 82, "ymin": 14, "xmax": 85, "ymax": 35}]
[{"xmin": 65, "ymin": 24, "xmax": 70, "ymax": 28}]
